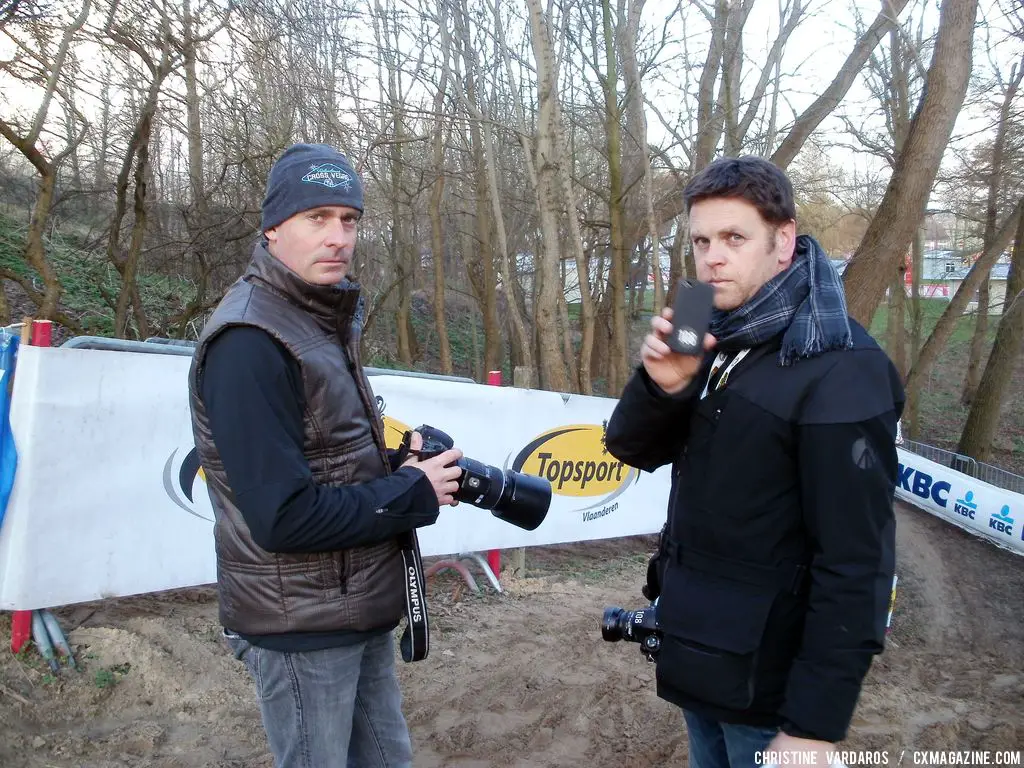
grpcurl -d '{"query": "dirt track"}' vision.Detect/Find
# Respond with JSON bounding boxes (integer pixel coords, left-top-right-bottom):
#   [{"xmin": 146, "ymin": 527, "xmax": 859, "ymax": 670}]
[{"xmin": 0, "ymin": 501, "xmax": 1022, "ymax": 767}]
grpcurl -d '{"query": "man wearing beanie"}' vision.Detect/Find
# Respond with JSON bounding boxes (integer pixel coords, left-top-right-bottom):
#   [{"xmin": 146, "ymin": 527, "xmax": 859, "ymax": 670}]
[{"xmin": 188, "ymin": 143, "xmax": 463, "ymax": 767}]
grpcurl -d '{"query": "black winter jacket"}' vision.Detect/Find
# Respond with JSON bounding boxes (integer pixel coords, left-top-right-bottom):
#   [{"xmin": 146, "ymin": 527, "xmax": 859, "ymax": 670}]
[{"xmin": 605, "ymin": 319, "xmax": 903, "ymax": 743}]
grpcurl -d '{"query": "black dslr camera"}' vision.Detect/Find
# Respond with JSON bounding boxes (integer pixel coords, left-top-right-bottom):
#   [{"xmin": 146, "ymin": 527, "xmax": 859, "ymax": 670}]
[
  {"xmin": 402, "ymin": 424, "xmax": 552, "ymax": 531},
  {"xmin": 601, "ymin": 603, "xmax": 661, "ymax": 661}
]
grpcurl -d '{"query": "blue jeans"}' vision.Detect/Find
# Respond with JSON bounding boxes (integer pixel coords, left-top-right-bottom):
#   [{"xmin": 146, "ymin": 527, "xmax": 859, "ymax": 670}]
[
  {"xmin": 224, "ymin": 630, "xmax": 412, "ymax": 768},
  {"xmin": 684, "ymin": 709, "xmax": 778, "ymax": 768}
]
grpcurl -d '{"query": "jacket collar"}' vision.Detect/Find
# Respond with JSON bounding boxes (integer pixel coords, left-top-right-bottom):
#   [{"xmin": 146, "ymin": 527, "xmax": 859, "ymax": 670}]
[{"xmin": 244, "ymin": 241, "xmax": 361, "ymax": 341}]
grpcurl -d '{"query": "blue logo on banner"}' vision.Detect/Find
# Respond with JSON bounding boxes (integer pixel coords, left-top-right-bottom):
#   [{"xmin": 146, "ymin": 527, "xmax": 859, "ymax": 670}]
[
  {"xmin": 953, "ymin": 491, "xmax": 978, "ymax": 520},
  {"xmin": 989, "ymin": 505, "xmax": 1014, "ymax": 537},
  {"xmin": 898, "ymin": 463, "xmax": 950, "ymax": 507}
]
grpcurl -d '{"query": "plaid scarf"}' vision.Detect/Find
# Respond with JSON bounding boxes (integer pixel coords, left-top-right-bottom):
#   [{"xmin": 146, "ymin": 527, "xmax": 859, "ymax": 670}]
[{"xmin": 708, "ymin": 234, "xmax": 852, "ymax": 366}]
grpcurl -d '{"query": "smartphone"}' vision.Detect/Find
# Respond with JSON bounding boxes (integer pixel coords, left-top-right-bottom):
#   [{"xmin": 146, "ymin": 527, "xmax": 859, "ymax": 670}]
[{"xmin": 665, "ymin": 279, "xmax": 714, "ymax": 355}]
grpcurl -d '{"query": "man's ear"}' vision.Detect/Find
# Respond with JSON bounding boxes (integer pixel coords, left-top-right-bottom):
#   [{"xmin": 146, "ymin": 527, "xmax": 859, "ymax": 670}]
[
  {"xmin": 264, "ymin": 227, "xmax": 279, "ymax": 244},
  {"xmin": 775, "ymin": 219, "xmax": 797, "ymax": 268}
]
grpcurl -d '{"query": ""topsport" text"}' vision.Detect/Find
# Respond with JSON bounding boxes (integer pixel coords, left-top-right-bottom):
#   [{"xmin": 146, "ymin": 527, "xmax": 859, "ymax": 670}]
[{"xmin": 536, "ymin": 453, "xmax": 626, "ymax": 490}]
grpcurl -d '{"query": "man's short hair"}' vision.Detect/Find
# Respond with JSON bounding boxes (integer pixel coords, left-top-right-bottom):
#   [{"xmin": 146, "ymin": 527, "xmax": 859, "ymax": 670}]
[{"xmin": 683, "ymin": 156, "xmax": 796, "ymax": 226}]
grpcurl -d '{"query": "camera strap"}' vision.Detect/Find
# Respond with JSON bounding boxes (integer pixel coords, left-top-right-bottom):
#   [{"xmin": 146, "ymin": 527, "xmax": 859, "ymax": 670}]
[{"xmin": 399, "ymin": 532, "xmax": 430, "ymax": 663}]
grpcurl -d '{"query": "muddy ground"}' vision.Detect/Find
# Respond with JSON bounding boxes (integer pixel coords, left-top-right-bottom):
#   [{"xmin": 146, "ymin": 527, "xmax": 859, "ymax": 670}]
[{"xmin": 0, "ymin": 501, "xmax": 1022, "ymax": 767}]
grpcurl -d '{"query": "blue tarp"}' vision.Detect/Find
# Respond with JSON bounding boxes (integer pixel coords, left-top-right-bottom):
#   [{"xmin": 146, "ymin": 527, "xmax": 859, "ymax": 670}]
[{"xmin": 0, "ymin": 334, "xmax": 19, "ymax": 531}]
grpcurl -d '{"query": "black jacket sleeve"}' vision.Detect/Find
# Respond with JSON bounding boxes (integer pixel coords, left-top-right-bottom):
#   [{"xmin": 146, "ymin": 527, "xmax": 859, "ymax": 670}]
[
  {"xmin": 604, "ymin": 364, "xmax": 705, "ymax": 472},
  {"xmin": 779, "ymin": 352, "xmax": 902, "ymax": 742},
  {"xmin": 199, "ymin": 326, "xmax": 440, "ymax": 554}
]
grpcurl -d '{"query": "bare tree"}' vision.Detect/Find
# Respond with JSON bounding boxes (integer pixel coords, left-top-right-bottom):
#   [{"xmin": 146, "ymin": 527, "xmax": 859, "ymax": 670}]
[
  {"xmin": 844, "ymin": 9, "xmax": 927, "ymax": 380},
  {"xmin": 516, "ymin": 0, "xmax": 568, "ymax": 391},
  {"xmin": 771, "ymin": 0, "xmax": 913, "ymax": 169},
  {"xmin": 957, "ymin": 203, "xmax": 1024, "ymax": 460},
  {"xmin": 0, "ymin": 0, "xmax": 91, "ymax": 326},
  {"xmin": 904, "ymin": 199, "xmax": 1023, "ymax": 401},
  {"xmin": 599, "ymin": 0, "xmax": 629, "ymax": 394},
  {"xmin": 428, "ymin": 2, "xmax": 454, "ymax": 375},
  {"xmin": 842, "ymin": 0, "xmax": 980, "ymax": 326},
  {"xmin": 102, "ymin": 1, "xmax": 184, "ymax": 339},
  {"xmin": 961, "ymin": 56, "xmax": 1024, "ymax": 404},
  {"xmin": 621, "ymin": 0, "xmax": 667, "ymax": 312},
  {"xmin": 452, "ymin": 0, "xmax": 533, "ymax": 374}
]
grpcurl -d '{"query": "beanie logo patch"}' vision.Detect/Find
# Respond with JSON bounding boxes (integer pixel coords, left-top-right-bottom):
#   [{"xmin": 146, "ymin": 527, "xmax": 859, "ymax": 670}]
[{"xmin": 302, "ymin": 163, "xmax": 353, "ymax": 190}]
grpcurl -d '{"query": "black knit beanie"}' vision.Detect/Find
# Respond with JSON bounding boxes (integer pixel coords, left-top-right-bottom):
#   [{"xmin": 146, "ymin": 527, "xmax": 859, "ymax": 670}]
[{"xmin": 261, "ymin": 143, "xmax": 364, "ymax": 232}]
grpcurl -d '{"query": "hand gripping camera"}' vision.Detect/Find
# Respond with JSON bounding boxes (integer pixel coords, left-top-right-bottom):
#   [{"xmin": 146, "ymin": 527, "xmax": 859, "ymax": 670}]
[
  {"xmin": 402, "ymin": 424, "xmax": 552, "ymax": 531},
  {"xmin": 601, "ymin": 603, "xmax": 661, "ymax": 661}
]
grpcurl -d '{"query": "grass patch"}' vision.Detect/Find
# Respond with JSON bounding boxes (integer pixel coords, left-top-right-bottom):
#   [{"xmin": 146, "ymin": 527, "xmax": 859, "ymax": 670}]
[
  {"xmin": 0, "ymin": 211, "xmax": 197, "ymax": 336},
  {"xmin": 869, "ymin": 295, "xmax": 997, "ymax": 346}
]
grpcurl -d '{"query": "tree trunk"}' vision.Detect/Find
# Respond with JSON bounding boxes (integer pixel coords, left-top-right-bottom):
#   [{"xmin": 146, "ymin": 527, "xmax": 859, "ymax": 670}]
[
  {"xmin": 475, "ymin": 177, "xmax": 501, "ymax": 375},
  {"xmin": 479, "ymin": 116, "xmax": 533, "ymax": 373},
  {"xmin": 106, "ymin": 31, "xmax": 172, "ymax": 338},
  {"xmin": 23, "ymin": 171, "xmax": 63, "ymax": 318},
  {"xmin": 114, "ymin": 120, "xmax": 154, "ymax": 340},
  {"xmin": 461, "ymin": 223, "xmax": 485, "ymax": 381},
  {"xmin": 956, "ymin": 208, "xmax": 1024, "ymax": 461},
  {"xmin": 544, "ymin": 18, "xmax": 596, "ymax": 393},
  {"xmin": 621, "ymin": 0, "xmax": 665, "ymax": 312},
  {"xmin": 905, "ymin": 199, "xmax": 1023, "ymax": 399},
  {"xmin": 0, "ymin": 0, "xmax": 91, "ymax": 324},
  {"xmin": 393, "ymin": 150, "xmax": 413, "ymax": 366},
  {"xmin": 961, "ymin": 280, "xmax": 990, "ymax": 405},
  {"xmin": 524, "ymin": 0, "xmax": 567, "ymax": 392},
  {"xmin": 883, "ymin": 25, "xmax": 911, "ymax": 382},
  {"xmin": 842, "ymin": 0, "xmax": 978, "ymax": 326},
  {"xmin": 906, "ymin": 232, "xmax": 925, "ymax": 439},
  {"xmin": 429, "ymin": 19, "xmax": 453, "ymax": 375},
  {"xmin": 771, "ymin": 0, "xmax": 911, "ymax": 169},
  {"xmin": 558, "ymin": 254, "xmax": 576, "ymax": 391},
  {"xmin": 177, "ymin": 0, "xmax": 212, "ymax": 341},
  {"xmin": 429, "ymin": 182, "xmax": 452, "ymax": 374},
  {"xmin": 669, "ymin": 215, "xmax": 692, "ymax": 288},
  {"xmin": 719, "ymin": 0, "xmax": 752, "ymax": 157},
  {"xmin": 961, "ymin": 61, "xmax": 1021, "ymax": 404},
  {"xmin": 692, "ymin": 0, "xmax": 728, "ymax": 173},
  {"xmin": 737, "ymin": 0, "xmax": 804, "ymax": 149},
  {"xmin": 887, "ymin": 260, "xmax": 907, "ymax": 378},
  {"xmin": 602, "ymin": 0, "xmax": 628, "ymax": 395},
  {"xmin": 455, "ymin": 0, "xmax": 514, "ymax": 376}
]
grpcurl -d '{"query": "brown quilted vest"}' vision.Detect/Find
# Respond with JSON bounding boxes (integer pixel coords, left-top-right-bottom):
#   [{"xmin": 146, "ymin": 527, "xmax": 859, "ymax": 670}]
[{"xmin": 188, "ymin": 243, "xmax": 407, "ymax": 635}]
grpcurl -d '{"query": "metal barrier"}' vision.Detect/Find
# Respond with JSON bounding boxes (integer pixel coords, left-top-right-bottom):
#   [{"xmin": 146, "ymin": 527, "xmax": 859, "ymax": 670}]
[
  {"xmin": 63, "ymin": 336, "xmax": 195, "ymax": 356},
  {"xmin": 901, "ymin": 438, "xmax": 1024, "ymax": 496},
  {"xmin": 973, "ymin": 461, "xmax": 1024, "ymax": 496},
  {"xmin": 69, "ymin": 336, "xmax": 478, "ymax": 384},
  {"xmin": 901, "ymin": 439, "xmax": 977, "ymax": 475}
]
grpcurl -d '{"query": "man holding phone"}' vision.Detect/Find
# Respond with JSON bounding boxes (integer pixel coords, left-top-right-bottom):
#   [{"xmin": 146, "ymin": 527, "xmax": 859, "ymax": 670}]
[{"xmin": 605, "ymin": 156, "xmax": 903, "ymax": 768}]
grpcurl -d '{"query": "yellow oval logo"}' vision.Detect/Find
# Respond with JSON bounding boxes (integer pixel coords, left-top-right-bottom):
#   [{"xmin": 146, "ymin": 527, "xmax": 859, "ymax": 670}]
[
  {"xmin": 511, "ymin": 424, "xmax": 636, "ymax": 499},
  {"xmin": 383, "ymin": 415, "xmax": 413, "ymax": 451}
]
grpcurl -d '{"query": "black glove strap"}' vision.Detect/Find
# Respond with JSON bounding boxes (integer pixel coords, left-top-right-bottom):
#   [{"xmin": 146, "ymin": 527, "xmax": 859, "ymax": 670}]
[{"xmin": 399, "ymin": 533, "xmax": 430, "ymax": 663}]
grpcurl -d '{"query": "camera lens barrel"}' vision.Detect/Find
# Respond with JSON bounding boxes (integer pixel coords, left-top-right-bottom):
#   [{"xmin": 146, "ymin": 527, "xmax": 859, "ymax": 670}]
[
  {"xmin": 602, "ymin": 606, "xmax": 628, "ymax": 642},
  {"xmin": 453, "ymin": 458, "xmax": 552, "ymax": 532}
]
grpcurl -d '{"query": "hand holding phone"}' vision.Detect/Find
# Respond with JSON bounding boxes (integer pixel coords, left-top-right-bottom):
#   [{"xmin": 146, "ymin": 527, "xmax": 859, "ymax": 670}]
[
  {"xmin": 665, "ymin": 279, "xmax": 714, "ymax": 355},
  {"xmin": 640, "ymin": 280, "xmax": 716, "ymax": 394}
]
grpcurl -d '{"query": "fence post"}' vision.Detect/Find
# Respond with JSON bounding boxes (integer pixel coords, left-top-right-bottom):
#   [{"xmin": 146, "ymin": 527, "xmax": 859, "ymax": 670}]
[
  {"xmin": 485, "ymin": 371, "xmax": 503, "ymax": 578},
  {"xmin": 509, "ymin": 366, "xmax": 534, "ymax": 578},
  {"xmin": 10, "ymin": 319, "xmax": 51, "ymax": 654}
]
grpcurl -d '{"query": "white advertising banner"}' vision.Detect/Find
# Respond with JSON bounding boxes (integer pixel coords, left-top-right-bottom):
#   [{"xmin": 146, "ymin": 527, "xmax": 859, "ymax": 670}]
[
  {"xmin": 894, "ymin": 447, "xmax": 1024, "ymax": 555},
  {"xmin": 0, "ymin": 346, "xmax": 671, "ymax": 610},
  {"xmin": 0, "ymin": 345, "xmax": 1020, "ymax": 612}
]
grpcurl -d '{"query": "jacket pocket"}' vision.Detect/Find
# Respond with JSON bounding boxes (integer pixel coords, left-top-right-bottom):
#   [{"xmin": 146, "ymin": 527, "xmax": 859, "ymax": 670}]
[
  {"xmin": 326, "ymin": 552, "xmax": 347, "ymax": 596},
  {"xmin": 655, "ymin": 564, "xmax": 779, "ymax": 711}
]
